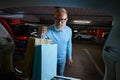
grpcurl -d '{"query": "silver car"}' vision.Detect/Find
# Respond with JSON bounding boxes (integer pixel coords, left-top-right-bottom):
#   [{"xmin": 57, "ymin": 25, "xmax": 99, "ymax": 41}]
[{"xmin": 73, "ymin": 32, "xmax": 95, "ymax": 40}]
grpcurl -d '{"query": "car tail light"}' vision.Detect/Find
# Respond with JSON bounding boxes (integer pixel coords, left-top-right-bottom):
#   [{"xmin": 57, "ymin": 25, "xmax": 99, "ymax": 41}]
[{"xmin": 16, "ymin": 36, "xmax": 28, "ymax": 40}]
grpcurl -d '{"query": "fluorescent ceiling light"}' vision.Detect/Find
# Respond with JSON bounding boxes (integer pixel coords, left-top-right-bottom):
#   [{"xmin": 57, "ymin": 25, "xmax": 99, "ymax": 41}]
[
  {"xmin": 73, "ymin": 30, "xmax": 78, "ymax": 32},
  {"xmin": 25, "ymin": 23, "xmax": 41, "ymax": 26},
  {"xmin": 73, "ymin": 20, "xmax": 91, "ymax": 24},
  {"xmin": 0, "ymin": 14, "xmax": 24, "ymax": 18}
]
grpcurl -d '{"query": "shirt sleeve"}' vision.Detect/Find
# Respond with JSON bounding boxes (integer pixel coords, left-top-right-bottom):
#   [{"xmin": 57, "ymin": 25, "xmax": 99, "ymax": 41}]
[{"xmin": 67, "ymin": 29, "xmax": 72, "ymax": 60}]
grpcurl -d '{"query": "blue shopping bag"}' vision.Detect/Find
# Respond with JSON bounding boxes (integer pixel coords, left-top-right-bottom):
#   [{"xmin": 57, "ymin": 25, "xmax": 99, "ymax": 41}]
[{"xmin": 32, "ymin": 44, "xmax": 57, "ymax": 80}]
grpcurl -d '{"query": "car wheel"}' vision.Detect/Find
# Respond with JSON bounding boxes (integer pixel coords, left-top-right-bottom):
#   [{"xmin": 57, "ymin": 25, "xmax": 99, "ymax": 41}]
[{"xmin": 77, "ymin": 36, "xmax": 81, "ymax": 40}]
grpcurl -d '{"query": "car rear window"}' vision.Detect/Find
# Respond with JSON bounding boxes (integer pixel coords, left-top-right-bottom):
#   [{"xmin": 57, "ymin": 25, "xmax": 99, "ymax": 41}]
[{"xmin": 10, "ymin": 25, "xmax": 30, "ymax": 36}]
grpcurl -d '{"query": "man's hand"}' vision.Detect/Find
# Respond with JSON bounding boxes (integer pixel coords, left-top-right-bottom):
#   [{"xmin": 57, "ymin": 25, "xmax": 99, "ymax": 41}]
[
  {"xmin": 68, "ymin": 59, "xmax": 73, "ymax": 65},
  {"xmin": 38, "ymin": 26, "xmax": 47, "ymax": 37}
]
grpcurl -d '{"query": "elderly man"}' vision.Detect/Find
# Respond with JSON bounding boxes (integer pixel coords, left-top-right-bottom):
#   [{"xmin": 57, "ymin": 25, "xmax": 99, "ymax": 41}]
[{"xmin": 41, "ymin": 7, "xmax": 73, "ymax": 76}]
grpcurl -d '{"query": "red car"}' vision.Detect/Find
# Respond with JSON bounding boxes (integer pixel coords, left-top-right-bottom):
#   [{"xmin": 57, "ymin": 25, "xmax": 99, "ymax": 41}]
[
  {"xmin": 0, "ymin": 17, "xmax": 35, "ymax": 79},
  {"xmin": 10, "ymin": 24, "xmax": 30, "ymax": 52},
  {"xmin": 0, "ymin": 18, "xmax": 30, "ymax": 53}
]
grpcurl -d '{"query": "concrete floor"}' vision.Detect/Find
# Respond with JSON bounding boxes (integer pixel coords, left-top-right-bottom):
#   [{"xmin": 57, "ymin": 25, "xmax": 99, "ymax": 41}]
[{"xmin": 64, "ymin": 40, "xmax": 105, "ymax": 80}]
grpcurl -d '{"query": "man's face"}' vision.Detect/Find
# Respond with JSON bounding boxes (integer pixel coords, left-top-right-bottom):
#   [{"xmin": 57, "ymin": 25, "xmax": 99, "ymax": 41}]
[{"xmin": 54, "ymin": 12, "xmax": 68, "ymax": 29}]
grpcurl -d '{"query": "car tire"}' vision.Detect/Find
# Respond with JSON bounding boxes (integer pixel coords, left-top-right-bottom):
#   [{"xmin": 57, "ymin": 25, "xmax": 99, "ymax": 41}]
[{"xmin": 77, "ymin": 36, "xmax": 81, "ymax": 40}]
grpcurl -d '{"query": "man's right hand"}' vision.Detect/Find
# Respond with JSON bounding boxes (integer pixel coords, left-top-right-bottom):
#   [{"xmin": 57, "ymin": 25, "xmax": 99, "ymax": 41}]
[{"xmin": 38, "ymin": 26, "xmax": 47, "ymax": 37}]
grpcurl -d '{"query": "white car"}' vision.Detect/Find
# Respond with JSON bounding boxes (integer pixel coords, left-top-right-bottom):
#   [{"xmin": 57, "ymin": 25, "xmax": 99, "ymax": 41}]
[{"xmin": 73, "ymin": 33, "xmax": 95, "ymax": 40}]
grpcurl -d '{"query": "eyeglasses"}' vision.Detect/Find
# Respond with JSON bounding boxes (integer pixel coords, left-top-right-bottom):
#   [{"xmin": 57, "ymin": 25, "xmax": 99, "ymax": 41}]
[{"xmin": 55, "ymin": 18, "xmax": 67, "ymax": 22}]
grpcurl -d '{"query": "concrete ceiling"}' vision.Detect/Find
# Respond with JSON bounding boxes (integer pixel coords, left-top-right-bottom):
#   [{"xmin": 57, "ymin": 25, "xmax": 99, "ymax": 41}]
[{"xmin": 0, "ymin": 0, "xmax": 119, "ymax": 30}]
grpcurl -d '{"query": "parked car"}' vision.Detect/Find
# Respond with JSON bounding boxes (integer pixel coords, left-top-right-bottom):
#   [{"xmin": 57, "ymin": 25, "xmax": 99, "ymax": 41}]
[
  {"xmin": 73, "ymin": 32, "xmax": 96, "ymax": 40},
  {"xmin": 9, "ymin": 24, "xmax": 38, "ymax": 52},
  {"xmin": 9, "ymin": 24, "xmax": 31, "ymax": 52}
]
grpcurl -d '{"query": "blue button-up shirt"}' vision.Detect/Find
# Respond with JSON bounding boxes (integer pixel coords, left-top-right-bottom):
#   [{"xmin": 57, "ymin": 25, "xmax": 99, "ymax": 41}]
[{"xmin": 45, "ymin": 24, "xmax": 72, "ymax": 63}]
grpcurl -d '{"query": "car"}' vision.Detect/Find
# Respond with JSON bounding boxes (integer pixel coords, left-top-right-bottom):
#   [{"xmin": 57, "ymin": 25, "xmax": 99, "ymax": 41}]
[
  {"xmin": 9, "ymin": 24, "xmax": 31, "ymax": 52},
  {"xmin": 0, "ymin": 18, "xmax": 39, "ymax": 77},
  {"xmin": 73, "ymin": 32, "xmax": 95, "ymax": 40},
  {"xmin": 9, "ymin": 23, "xmax": 38, "ymax": 53},
  {"xmin": 0, "ymin": 17, "xmax": 16, "ymax": 79}
]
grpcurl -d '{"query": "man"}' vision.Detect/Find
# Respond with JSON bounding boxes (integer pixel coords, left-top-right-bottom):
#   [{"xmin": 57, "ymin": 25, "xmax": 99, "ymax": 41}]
[{"xmin": 42, "ymin": 7, "xmax": 73, "ymax": 76}]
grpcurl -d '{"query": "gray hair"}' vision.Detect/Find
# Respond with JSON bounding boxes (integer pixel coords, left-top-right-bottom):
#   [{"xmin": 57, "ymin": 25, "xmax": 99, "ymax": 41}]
[{"xmin": 55, "ymin": 7, "xmax": 67, "ymax": 13}]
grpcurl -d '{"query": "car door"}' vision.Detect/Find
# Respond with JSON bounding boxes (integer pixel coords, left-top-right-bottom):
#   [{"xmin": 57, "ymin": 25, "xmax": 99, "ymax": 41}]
[
  {"xmin": 102, "ymin": 16, "xmax": 120, "ymax": 80},
  {"xmin": 0, "ymin": 18, "xmax": 15, "ymax": 72}
]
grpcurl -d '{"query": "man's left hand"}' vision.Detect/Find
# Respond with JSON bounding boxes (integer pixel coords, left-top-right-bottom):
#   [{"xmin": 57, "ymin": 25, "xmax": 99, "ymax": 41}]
[{"xmin": 68, "ymin": 59, "xmax": 73, "ymax": 65}]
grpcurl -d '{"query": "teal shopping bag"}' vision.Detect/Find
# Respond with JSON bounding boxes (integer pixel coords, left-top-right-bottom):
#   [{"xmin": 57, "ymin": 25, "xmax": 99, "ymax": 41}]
[{"xmin": 32, "ymin": 44, "xmax": 57, "ymax": 80}]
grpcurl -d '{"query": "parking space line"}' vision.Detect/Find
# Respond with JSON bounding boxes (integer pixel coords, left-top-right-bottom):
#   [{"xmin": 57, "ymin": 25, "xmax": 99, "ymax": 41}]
[{"xmin": 84, "ymin": 48, "xmax": 103, "ymax": 77}]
